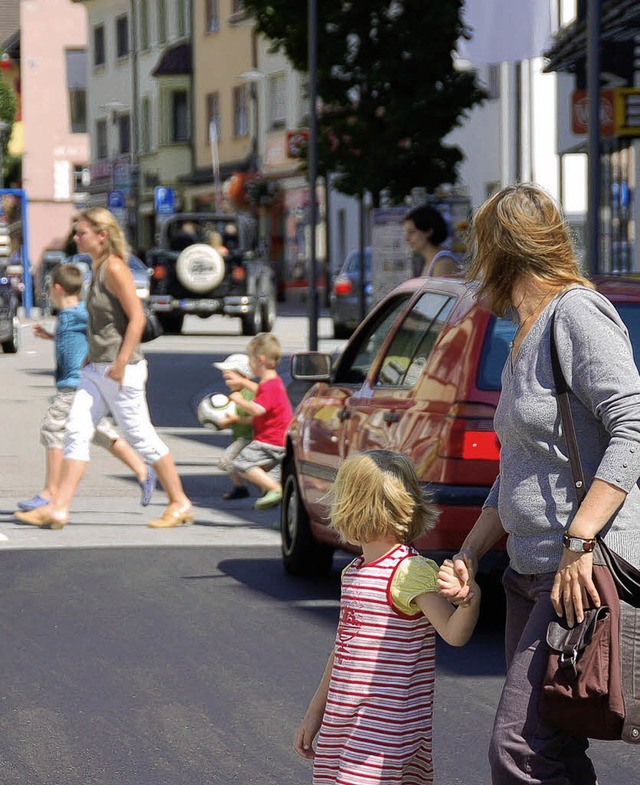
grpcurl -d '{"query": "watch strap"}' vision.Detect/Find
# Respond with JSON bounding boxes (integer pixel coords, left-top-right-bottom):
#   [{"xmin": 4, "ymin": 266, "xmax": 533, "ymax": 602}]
[{"xmin": 562, "ymin": 533, "xmax": 596, "ymax": 552}]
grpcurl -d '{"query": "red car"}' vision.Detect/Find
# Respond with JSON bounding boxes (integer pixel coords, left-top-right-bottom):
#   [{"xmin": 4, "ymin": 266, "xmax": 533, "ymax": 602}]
[{"xmin": 280, "ymin": 275, "xmax": 640, "ymax": 576}]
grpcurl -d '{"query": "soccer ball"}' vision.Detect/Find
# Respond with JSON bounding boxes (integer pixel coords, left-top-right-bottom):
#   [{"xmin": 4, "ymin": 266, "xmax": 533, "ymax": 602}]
[{"xmin": 197, "ymin": 393, "xmax": 237, "ymax": 431}]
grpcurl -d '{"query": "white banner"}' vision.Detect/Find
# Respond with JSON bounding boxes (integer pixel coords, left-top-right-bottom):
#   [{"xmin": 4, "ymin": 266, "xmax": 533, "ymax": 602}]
[{"xmin": 458, "ymin": 0, "xmax": 553, "ymax": 64}]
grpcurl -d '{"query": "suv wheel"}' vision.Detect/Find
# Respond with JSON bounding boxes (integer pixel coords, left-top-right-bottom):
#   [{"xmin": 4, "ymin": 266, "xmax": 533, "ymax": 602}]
[
  {"xmin": 241, "ymin": 305, "xmax": 263, "ymax": 336},
  {"xmin": 1, "ymin": 314, "xmax": 20, "ymax": 353},
  {"xmin": 281, "ymin": 461, "xmax": 334, "ymax": 576},
  {"xmin": 158, "ymin": 312, "xmax": 185, "ymax": 334}
]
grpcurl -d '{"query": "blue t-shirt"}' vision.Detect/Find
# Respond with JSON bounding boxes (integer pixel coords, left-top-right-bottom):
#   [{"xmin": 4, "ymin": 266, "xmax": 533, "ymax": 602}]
[{"xmin": 55, "ymin": 302, "xmax": 89, "ymax": 389}]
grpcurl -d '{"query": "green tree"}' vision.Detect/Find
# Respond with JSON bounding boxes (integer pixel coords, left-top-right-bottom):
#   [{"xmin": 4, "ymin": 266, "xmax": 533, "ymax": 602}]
[
  {"xmin": 0, "ymin": 78, "xmax": 17, "ymax": 185},
  {"xmin": 242, "ymin": 0, "xmax": 486, "ymax": 204}
]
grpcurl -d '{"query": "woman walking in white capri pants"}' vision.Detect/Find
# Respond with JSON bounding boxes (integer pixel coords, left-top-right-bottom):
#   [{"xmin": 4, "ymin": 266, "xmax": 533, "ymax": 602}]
[{"xmin": 15, "ymin": 207, "xmax": 192, "ymax": 530}]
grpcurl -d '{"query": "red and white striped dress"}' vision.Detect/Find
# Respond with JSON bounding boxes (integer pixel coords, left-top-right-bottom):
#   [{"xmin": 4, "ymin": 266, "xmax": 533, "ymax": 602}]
[{"xmin": 313, "ymin": 544, "xmax": 437, "ymax": 785}]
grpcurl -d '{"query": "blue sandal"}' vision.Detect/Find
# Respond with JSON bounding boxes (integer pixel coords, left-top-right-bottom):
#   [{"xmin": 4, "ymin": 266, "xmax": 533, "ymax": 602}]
[{"xmin": 17, "ymin": 495, "xmax": 49, "ymax": 512}]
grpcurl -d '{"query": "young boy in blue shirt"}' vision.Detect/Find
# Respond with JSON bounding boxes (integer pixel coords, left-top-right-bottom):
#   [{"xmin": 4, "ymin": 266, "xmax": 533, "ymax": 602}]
[{"xmin": 16, "ymin": 263, "xmax": 155, "ymax": 511}]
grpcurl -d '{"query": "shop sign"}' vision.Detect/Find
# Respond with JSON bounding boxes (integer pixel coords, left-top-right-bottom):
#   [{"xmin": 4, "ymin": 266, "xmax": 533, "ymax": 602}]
[
  {"xmin": 286, "ymin": 129, "xmax": 309, "ymax": 158},
  {"xmin": 571, "ymin": 89, "xmax": 616, "ymax": 137},
  {"xmin": 90, "ymin": 160, "xmax": 113, "ymax": 182},
  {"xmin": 614, "ymin": 88, "xmax": 640, "ymax": 137},
  {"xmin": 572, "ymin": 88, "xmax": 640, "ymax": 138}
]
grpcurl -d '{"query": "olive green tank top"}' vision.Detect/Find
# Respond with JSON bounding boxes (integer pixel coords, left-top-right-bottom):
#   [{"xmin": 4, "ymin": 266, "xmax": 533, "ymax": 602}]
[{"xmin": 86, "ymin": 259, "xmax": 143, "ymax": 364}]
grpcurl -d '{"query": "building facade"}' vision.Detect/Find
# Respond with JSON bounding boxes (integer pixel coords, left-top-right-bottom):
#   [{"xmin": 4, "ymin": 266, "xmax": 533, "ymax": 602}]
[{"xmin": 20, "ymin": 0, "xmax": 89, "ymax": 274}]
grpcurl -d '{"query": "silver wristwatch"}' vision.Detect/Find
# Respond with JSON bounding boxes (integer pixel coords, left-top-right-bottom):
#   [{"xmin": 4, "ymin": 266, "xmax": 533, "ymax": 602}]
[{"xmin": 562, "ymin": 533, "xmax": 596, "ymax": 553}]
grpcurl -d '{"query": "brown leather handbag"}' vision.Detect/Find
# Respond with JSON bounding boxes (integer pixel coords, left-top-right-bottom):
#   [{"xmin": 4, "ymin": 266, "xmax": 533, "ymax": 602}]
[{"xmin": 537, "ymin": 311, "xmax": 640, "ymax": 743}]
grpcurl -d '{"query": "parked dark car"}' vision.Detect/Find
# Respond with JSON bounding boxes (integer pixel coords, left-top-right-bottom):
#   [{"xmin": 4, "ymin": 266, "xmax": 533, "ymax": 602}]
[
  {"xmin": 0, "ymin": 262, "xmax": 20, "ymax": 353},
  {"xmin": 281, "ymin": 275, "xmax": 640, "ymax": 577},
  {"xmin": 329, "ymin": 248, "xmax": 372, "ymax": 338},
  {"xmin": 146, "ymin": 212, "xmax": 276, "ymax": 336},
  {"xmin": 43, "ymin": 254, "xmax": 152, "ymax": 314}
]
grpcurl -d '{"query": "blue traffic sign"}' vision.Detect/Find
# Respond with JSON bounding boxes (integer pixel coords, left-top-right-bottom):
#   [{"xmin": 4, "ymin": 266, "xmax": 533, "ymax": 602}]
[
  {"xmin": 107, "ymin": 190, "xmax": 125, "ymax": 210},
  {"xmin": 155, "ymin": 186, "xmax": 176, "ymax": 216}
]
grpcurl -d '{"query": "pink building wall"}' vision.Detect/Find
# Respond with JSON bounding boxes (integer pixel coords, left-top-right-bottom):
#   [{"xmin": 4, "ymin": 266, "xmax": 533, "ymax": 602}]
[{"xmin": 21, "ymin": 0, "xmax": 88, "ymax": 272}]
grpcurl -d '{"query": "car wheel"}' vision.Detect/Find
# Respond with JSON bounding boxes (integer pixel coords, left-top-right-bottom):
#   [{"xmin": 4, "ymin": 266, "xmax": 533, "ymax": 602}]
[
  {"xmin": 261, "ymin": 288, "xmax": 277, "ymax": 332},
  {"xmin": 1, "ymin": 314, "xmax": 20, "ymax": 353},
  {"xmin": 175, "ymin": 244, "xmax": 225, "ymax": 294},
  {"xmin": 241, "ymin": 305, "xmax": 263, "ymax": 336},
  {"xmin": 158, "ymin": 312, "xmax": 185, "ymax": 334},
  {"xmin": 281, "ymin": 461, "xmax": 334, "ymax": 576},
  {"xmin": 332, "ymin": 321, "xmax": 352, "ymax": 339}
]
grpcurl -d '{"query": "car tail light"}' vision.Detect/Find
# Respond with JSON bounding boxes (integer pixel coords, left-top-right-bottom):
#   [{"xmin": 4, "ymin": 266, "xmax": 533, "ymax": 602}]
[
  {"xmin": 152, "ymin": 265, "xmax": 167, "ymax": 280},
  {"xmin": 334, "ymin": 278, "xmax": 352, "ymax": 296},
  {"xmin": 231, "ymin": 264, "xmax": 246, "ymax": 282},
  {"xmin": 441, "ymin": 403, "xmax": 500, "ymax": 461}
]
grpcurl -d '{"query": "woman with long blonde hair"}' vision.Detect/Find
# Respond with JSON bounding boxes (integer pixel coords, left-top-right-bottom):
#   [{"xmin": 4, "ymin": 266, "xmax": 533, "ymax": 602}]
[
  {"xmin": 441, "ymin": 183, "xmax": 640, "ymax": 783},
  {"xmin": 16, "ymin": 207, "xmax": 192, "ymax": 529}
]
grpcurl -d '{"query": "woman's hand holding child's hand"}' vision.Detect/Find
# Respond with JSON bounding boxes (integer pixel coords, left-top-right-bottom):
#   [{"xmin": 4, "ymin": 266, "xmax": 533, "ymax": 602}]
[{"xmin": 438, "ymin": 557, "xmax": 477, "ymax": 606}]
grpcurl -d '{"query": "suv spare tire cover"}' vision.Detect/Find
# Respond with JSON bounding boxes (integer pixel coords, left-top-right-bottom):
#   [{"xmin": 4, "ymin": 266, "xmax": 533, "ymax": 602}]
[{"xmin": 175, "ymin": 244, "xmax": 225, "ymax": 293}]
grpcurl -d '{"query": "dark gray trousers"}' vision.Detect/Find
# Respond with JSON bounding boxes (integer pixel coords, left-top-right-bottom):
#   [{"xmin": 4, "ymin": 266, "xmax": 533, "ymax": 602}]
[{"xmin": 488, "ymin": 567, "xmax": 598, "ymax": 785}]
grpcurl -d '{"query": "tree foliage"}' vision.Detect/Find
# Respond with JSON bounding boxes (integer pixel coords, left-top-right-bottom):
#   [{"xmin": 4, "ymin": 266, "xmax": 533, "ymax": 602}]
[
  {"xmin": 0, "ymin": 78, "xmax": 16, "ymax": 179},
  {"xmin": 242, "ymin": 0, "xmax": 486, "ymax": 204}
]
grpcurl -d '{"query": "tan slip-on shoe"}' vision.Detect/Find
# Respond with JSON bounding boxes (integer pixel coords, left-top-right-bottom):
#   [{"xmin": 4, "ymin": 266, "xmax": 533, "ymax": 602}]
[
  {"xmin": 147, "ymin": 504, "xmax": 194, "ymax": 529},
  {"xmin": 14, "ymin": 508, "xmax": 69, "ymax": 530}
]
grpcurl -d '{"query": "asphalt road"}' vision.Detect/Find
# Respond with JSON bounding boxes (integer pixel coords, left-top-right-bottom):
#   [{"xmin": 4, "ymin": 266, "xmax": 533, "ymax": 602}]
[{"xmin": 0, "ymin": 311, "xmax": 637, "ymax": 784}]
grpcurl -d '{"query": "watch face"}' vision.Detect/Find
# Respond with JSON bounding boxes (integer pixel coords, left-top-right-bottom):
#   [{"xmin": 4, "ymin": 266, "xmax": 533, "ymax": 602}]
[{"xmin": 568, "ymin": 539, "xmax": 583, "ymax": 552}]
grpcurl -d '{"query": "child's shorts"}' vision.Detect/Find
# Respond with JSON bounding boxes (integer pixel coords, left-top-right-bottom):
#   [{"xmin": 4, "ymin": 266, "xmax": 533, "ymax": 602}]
[
  {"xmin": 218, "ymin": 437, "xmax": 251, "ymax": 473},
  {"xmin": 232, "ymin": 440, "xmax": 286, "ymax": 482},
  {"xmin": 40, "ymin": 389, "xmax": 120, "ymax": 451}
]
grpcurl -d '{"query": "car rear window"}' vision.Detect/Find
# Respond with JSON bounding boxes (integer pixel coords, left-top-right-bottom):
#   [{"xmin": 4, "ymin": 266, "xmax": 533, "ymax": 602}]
[
  {"xmin": 477, "ymin": 316, "xmax": 517, "ymax": 391},
  {"xmin": 612, "ymin": 303, "xmax": 640, "ymax": 366}
]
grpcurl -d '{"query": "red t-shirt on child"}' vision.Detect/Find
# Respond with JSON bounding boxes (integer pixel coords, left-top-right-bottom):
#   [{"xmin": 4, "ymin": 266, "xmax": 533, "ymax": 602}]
[{"xmin": 252, "ymin": 376, "xmax": 293, "ymax": 447}]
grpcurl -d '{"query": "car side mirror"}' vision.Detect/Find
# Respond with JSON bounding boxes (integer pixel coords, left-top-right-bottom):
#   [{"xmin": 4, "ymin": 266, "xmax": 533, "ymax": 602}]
[{"xmin": 291, "ymin": 352, "xmax": 332, "ymax": 382}]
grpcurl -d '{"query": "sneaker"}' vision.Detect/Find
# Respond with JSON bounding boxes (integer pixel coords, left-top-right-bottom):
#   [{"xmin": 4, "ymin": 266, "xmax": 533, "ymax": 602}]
[
  {"xmin": 139, "ymin": 466, "xmax": 157, "ymax": 507},
  {"xmin": 254, "ymin": 489, "xmax": 283, "ymax": 511},
  {"xmin": 17, "ymin": 495, "xmax": 49, "ymax": 512}
]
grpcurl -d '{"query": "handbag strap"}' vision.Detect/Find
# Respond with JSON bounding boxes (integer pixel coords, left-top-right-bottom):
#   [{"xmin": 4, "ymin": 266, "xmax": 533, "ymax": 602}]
[{"xmin": 550, "ymin": 308, "xmax": 587, "ymax": 506}]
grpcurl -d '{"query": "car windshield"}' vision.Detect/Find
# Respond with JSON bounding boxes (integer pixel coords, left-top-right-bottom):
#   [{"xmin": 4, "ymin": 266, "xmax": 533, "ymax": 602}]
[
  {"xmin": 166, "ymin": 219, "xmax": 240, "ymax": 252},
  {"xmin": 477, "ymin": 302, "xmax": 640, "ymax": 391}
]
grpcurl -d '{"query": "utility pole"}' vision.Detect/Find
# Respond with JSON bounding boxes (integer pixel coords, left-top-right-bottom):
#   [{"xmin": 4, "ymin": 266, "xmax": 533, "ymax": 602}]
[
  {"xmin": 307, "ymin": 0, "xmax": 319, "ymax": 351},
  {"xmin": 129, "ymin": 0, "xmax": 141, "ymax": 252},
  {"xmin": 586, "ymin": 0, "xmax": 601, "ymax": 275}
]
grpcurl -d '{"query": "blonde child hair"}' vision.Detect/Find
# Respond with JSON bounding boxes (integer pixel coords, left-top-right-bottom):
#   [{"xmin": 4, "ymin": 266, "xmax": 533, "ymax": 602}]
[
  {"xmin": 330, "ymin": 450, "xmax": 439, "ymax": 545},
  {"xmin": 246, "ymin": 332, "xmax": 282, "ymax": 369},
  {"xmin": 77, "ymin": 206, "xmax": 130, "ymax": 262}
]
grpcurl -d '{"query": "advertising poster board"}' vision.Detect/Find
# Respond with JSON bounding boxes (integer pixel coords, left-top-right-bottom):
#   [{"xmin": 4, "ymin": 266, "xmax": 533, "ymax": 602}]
[{"xmin": 370, "ymin": 208, "xmax": 413, "ymax": 306}]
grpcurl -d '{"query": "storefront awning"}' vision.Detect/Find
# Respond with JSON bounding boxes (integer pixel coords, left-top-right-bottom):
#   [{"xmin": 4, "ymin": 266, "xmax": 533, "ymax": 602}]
[{"xmin": 545, "ymin": 0, "xmax": 640, "ymax": 74}]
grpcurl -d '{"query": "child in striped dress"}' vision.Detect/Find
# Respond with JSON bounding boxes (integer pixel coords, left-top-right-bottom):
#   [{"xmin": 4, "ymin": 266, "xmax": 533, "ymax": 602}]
[{"xmin": 294, "ymin": 450, "xmax": 481, "ymax": 785}]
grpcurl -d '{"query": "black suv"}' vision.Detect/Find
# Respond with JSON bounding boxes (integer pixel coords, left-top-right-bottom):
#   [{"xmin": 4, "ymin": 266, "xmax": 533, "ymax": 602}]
[
  {"xmin": 147, "ymin": 213, "xmax": 276, "ymax": 335},
  {"xmin": 0, "ymin": 262, "xmax": 20, "ymax": 353}
]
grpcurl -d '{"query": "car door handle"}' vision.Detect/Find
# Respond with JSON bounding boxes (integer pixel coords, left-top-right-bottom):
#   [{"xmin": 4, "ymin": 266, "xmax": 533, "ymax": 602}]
[
  {"xmin": 338, "ymin": 409, "xmax": 351, "ymax": 420},
  {"xmin": 383, "ymin": 411, "xmax": 401, "ymax": 423}
]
